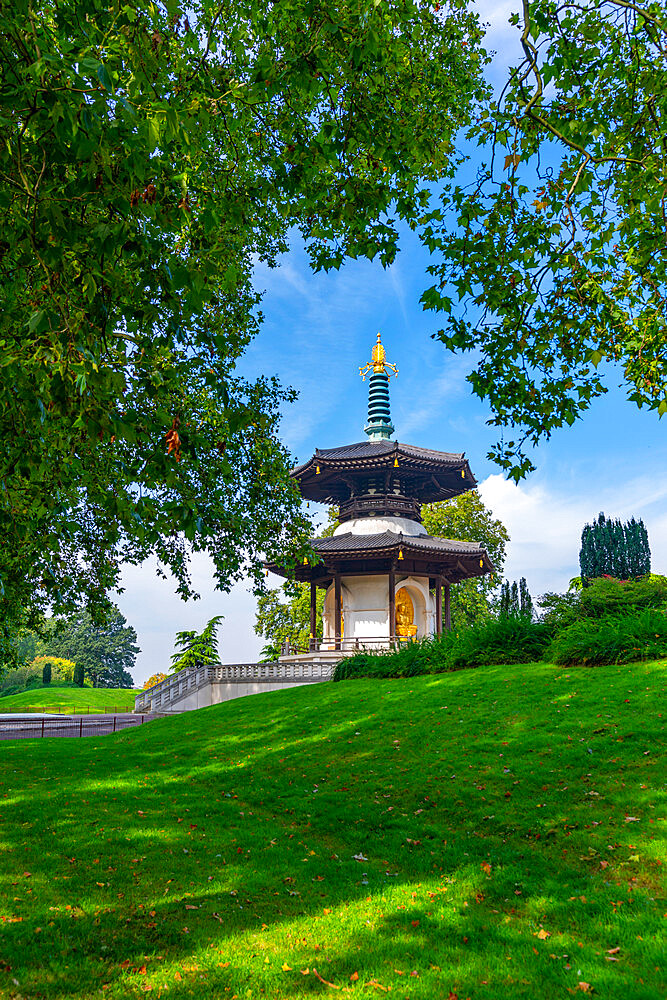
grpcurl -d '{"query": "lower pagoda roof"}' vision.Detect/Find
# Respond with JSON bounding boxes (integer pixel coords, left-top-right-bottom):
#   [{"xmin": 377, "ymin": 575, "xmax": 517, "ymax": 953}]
[{"xmin": 267, "ymin": 531, "xmax": 494, "ymax": 585}]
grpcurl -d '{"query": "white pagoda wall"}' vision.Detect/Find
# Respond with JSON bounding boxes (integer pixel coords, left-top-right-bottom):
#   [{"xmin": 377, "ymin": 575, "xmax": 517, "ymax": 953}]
[{"xmin": 322, "ymin": 574, "xmax": 435, "ymax": 644}]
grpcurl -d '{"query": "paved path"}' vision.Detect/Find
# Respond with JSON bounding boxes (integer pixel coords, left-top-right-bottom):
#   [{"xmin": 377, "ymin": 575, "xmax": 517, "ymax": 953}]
[{"xmin": 0, "ymin": 713, "xmax": 162, "ymax": 741}]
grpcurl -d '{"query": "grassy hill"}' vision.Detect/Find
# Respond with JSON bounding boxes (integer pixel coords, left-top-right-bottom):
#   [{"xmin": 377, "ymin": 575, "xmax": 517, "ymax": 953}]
[
  {"xmin": 0, "ymin": 686, "xmax": 139, "ymax": 713},
  {"xmin": 0, "ymin": 660, "xmax": 663, "ymax": 999}
]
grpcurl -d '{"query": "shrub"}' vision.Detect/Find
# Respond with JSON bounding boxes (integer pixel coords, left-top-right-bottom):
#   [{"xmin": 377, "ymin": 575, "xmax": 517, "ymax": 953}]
[
  {"xmin": 73, "ymin": 663, "xmax": 85, "ymax": 687},
  {"xmin": 546, "ymin": 608, "xmax": 667, "ymax": 666},
  {"xmin": 333, "ymin": 633, "xmax": 456, "ymax": 681},
  {"xmin": 42, "ymin": 661, "xmax": 51, "ymax": 685},
  {"xmin": 579, "ymin": 576, "xmax": 667, "ymax": 618},
  {"xmin": 446, "ymin": 616, "xmax": 552, "ymax": 669}
]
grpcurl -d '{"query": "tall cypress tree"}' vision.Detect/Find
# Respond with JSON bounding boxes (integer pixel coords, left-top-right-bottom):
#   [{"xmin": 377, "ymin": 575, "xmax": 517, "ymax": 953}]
[
  {"xmin": 579, "ymin": 512, "xmax": 651, "ymax": 584},
  {"xmin": 519, "ymin": 578, "xmax": 533, "ymax": 619}
]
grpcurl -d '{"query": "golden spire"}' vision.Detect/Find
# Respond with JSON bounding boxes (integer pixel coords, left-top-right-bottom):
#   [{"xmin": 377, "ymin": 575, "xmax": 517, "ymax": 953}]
[{"xmin": 359, "ymin": 333, "xmax": 399, "ymax": 381}]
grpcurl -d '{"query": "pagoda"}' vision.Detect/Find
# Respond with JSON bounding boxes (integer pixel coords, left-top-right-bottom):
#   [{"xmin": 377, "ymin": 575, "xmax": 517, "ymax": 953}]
[{"xmin": 267, "ymin": 334, "xmax": 494, "ymax": 658}]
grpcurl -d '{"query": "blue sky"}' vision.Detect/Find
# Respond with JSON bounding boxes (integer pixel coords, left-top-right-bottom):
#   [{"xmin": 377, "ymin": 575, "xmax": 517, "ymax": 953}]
[{"xmin": 116, "ymin": 2, "xmax": 667, "ymax": 684}]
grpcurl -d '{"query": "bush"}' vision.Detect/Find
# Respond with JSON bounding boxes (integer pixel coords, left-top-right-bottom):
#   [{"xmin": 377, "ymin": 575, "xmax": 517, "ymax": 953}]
[
  {"xmin": 42, "ymin": 661, "xmax": 52, "ymax": 685},
  {"xmin": 73, "ymin": 663, "xmax": 85, "ymax": 687},
  {"xmin": 579, "ymin": 576, "xmax": 667, "ymax": 618},
  {"xmin": 446, "ymin": 615, "xmax": 552, "ymax": 669},
  {"xmin": 333, "ymin": 633, "xmax": 456, "ymax": 681},
  {"xmin": 546, "ymin": 608, "xmax": 667, "ymax": 666}
]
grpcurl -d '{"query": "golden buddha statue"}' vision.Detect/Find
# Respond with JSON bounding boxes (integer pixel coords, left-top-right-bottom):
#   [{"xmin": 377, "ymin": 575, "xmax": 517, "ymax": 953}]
[{"xmin": 395, "ymin": 587, "xmax": 417, "ymax": 639}]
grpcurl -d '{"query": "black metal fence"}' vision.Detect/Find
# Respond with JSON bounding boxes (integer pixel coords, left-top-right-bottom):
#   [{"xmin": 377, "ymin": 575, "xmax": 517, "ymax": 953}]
[{"xmin": 0, "ymin": 714, "xmax": 157, "ymax": 741}]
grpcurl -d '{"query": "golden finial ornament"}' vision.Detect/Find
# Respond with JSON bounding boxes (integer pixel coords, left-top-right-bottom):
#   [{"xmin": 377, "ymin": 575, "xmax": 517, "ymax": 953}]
[{"xmin": 359, "ymin": 333, "xmax": 399, "ymax": 381}]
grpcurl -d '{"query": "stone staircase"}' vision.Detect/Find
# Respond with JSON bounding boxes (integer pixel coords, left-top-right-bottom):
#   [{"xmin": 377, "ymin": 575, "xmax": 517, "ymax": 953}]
[{"xmin": 134, "ymin": 660, "xmax": 335, "ymax": 714}]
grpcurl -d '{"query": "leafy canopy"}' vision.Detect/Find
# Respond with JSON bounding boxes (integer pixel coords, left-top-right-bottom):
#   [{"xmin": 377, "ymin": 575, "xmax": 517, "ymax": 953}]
[
  {"xmin": 0, "ymin": 0, "xmax": 485, "ymax": 652},
  {"xmin": 420, "ymin": 0, "xmax": 667, "ymax": 478}
]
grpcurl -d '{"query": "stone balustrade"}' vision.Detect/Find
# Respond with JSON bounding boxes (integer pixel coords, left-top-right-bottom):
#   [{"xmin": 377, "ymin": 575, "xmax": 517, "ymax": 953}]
[{"xmin": 134, "ymin": 660, "xmax": 335, "ymax": 714}]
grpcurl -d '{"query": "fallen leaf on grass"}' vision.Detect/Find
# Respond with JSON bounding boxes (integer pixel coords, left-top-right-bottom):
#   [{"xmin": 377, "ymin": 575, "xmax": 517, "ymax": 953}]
[
  {"xmin": 185, "ymin": 905, "xmax": 199, "ymax": 910},
  {"xmin": 368, "ymin": 980, "xmax": 388, "ymax": 992},
  {"xmin": 577, "ymin": 984, "xmax": 593, "ymax": 993},
  {"xmin": 350, "ymin": 971, "xmax": 359, "ymax": 981},
  {"xmin": 606, "ymin": 947, "xmax": 620, "ymax": 955},
  {"xmin": 534, "ymin": 929, "xmax": 551, "ymax": 940},
  {"xmin": 624, "ymin": 816, "xmax": 640, "ymax": 823},
  {"xmin": 282, "ymin": 963, "xmax": 292, "ymax": 972},
  {"xmin": 300, "ymin": 967, "xmax": 310, "ymax": 975},
  {"xmin": 481, "ymin": 863, "xmax": 491, "ymax": 875}
]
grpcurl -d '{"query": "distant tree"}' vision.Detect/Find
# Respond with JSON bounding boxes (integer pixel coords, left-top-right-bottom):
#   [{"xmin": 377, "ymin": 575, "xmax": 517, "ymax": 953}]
[
  {"xmin": 499, "ymin": 577, "xmax": 533, "ymax": 619},
  {"xmin": 30, "ymin": 655, "xmax": 76, "ymax": 683},
  {"xmin": 73, "ymin": 664, "xmax": 85, "ymax": 688},
  {"xmin": 41, "ymin": 661, "xmax": 51, "ymax": 685},
  {"xmin": 143, "ymin": 673, "xmax": 168, "ymax": 691},
  {"xmin": 255, "ymin": 583, "xmax": 325, "ymax": 661},
  {"xmin": 580, "ymin": 513, "xmax": 651, "ymax": 585},
  {"xmin": 39, "ymin": 608, "xmax": 138, "ymax": 687},
  {"xmin": 170, "ymin": 617, "xmax": 222, "ymax": 674},
  {"xmin": 421, "ymin": 491, "xmax": 509, "ymax": 630}
]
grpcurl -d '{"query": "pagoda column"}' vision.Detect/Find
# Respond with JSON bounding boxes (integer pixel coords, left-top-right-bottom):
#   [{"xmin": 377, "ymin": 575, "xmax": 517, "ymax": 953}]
[
  {"xmin": 444, "ymin": 583, "xmax": 451, "ymax": 632},
  {"xmin": 310, "ymin": 582, "xmax": 317, "ymax": 650},
  {"xmin": 435, "ymin": 578, "xmax": 443, "ymax": 635},
  {"xmin": 334, "ymin": 573, "xmax": 342, "ymax": 650},
  {"xmin": 389, "ymin": 564, "xmax": 396, "ymax": 643}
]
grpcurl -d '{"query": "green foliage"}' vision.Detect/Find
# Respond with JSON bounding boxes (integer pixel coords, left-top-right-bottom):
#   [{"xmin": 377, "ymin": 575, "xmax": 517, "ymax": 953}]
[
  {"xmin": 547, "ymin": 609, "xmax": 667, "ymax": 666},
  {"xmin": 170, "ymin": 616, "xmax": 222, "ymax": 674},
  {"xmin": 421, "ymin": 491, "xmax": 509, "ymax": 629},
  {"xmin": 579, "ymin": 574, "xmax": 667, "ymax": 617},
  {"xmin": 37, "ymin": 608, "xmax": 138, "ymax": 687},
  {"xmin": 333, "ymin": 616, "xmax": 550, "ymax": 679},
  {"xmin": 445, "ymin": 616, "xmax": 551, "ymax": 669},
  {"xmin": 420, "ymin": 1, "xmax": 667, "ymax": 479},
  {"xmin": 499, "ymin": 577, "xmax": 533, "ymax": 618},
  {"xmin": 255, "ymin": 582, "xmax": 324, "ymax": 660},
  {"xmin": 580, "ymin": 512, "xmax": 651, "ymax": 584},
  {"xmin": 41, "ymin": 661, "xmax": 51, "ymax": 685},
  {"xmin": 333, "ymin": 633, "xmax": 456, "ymax": 681},
  {"xmin": 0, "ymin": 0, "xmax": 486, "ymax": 654}
]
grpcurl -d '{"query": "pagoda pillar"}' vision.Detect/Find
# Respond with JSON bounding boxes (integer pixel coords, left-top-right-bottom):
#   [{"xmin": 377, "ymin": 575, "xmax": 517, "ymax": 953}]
[
  {"xmin": 389, "ymin": 565, "xmax": 396, "ymax": 643},
  {"xmin": 310, "ymin": 582, "xmax": 317, "ymax": 650},
  {"xmin": 435, "ymin": 578, "xmax": 442, "ymax": 635},
  {"xmin": 334, "ymin": 574, "xmax": 342, "ymax": 650},
  {"xmin": 444, "ymin": 583, "xmax": 451, "ymax": 632}
]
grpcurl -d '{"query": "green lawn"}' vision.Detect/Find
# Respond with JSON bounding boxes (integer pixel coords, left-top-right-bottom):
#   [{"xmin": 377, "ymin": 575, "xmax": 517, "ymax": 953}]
[
  {"xmin": 0, "ymin": 661, "xmax": 663, "ymax": 999},
  {"xmin": 0, "ymin": 686, "xmax": 139, "ymax": 713}
]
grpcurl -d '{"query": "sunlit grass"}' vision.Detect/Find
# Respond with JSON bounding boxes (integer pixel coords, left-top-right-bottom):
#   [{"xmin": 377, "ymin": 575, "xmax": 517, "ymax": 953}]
[
  {"xmin": 0, "ymin": 660, "xmax": 664, "ymax": 999},
  {"xmin": 0, "ymin": 687, "xmax": 139, "ymax": 712}
]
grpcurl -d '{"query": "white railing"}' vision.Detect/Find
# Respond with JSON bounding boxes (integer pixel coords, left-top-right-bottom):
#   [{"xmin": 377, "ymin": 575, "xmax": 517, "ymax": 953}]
[{"xmin": 134, "ymin": 660, "xmax": 335, "ymax": 714}]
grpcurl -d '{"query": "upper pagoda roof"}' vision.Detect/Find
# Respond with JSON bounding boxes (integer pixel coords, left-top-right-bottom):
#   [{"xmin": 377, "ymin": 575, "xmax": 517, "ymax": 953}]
[{"xmin": 292, "ymin": 439, "xmax": 477, "ymax": 505}]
